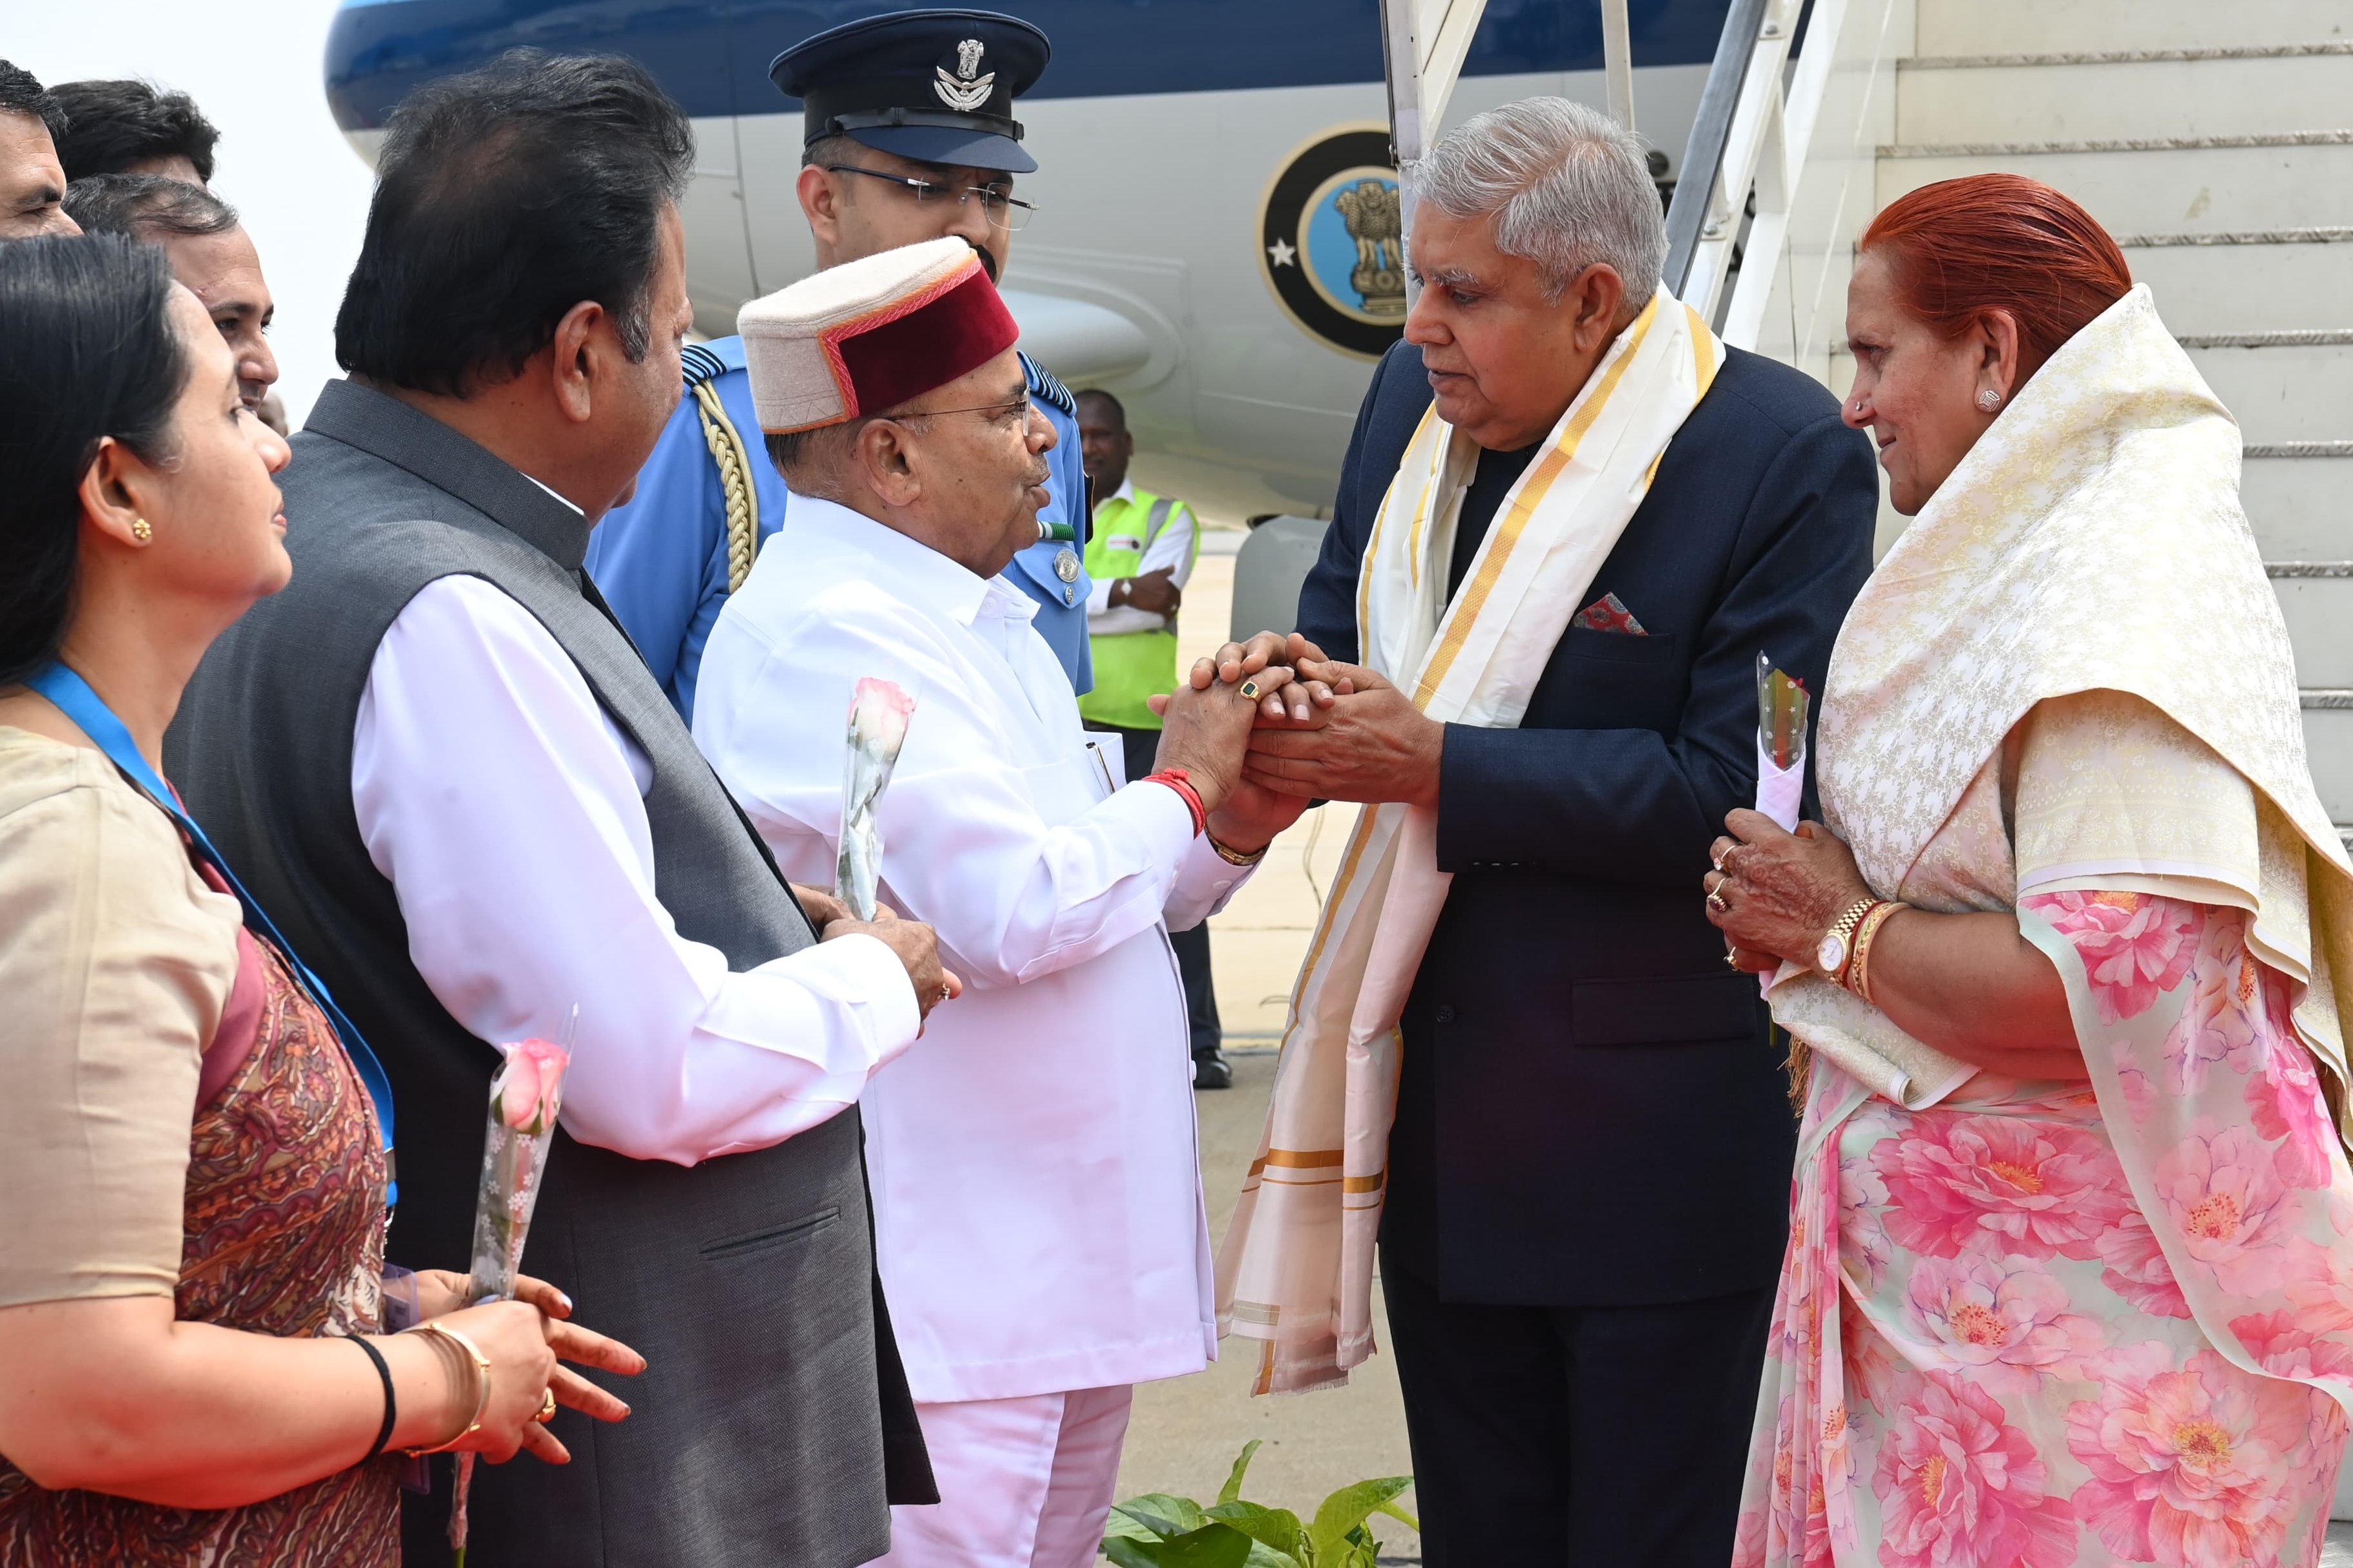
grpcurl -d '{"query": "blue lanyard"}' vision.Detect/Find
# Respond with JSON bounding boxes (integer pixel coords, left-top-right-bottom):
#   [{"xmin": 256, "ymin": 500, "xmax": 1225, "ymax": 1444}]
[{"xmin": 27, "ymin": 663, "xmax": 397, "ymax": 1205}]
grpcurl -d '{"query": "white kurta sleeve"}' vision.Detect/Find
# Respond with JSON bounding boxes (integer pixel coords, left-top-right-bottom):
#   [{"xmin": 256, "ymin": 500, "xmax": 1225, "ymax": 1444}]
[
  {"xmin": 695, "ymin": 589, "xmax": 1247, "ymax": 992},
  {"xmin": 1164, "ymin": 831, "xmax": 1254, "ymax": 933},
  {"xmin": 352, "ymin": 574, "xmax": 920, "ymax": 1167}
]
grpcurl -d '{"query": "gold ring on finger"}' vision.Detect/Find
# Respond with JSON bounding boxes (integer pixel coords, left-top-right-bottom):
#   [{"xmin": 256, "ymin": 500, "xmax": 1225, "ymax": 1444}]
[
  {"xmin": 1707, "ymin": 890, "xmax": 1729, "ymax": 913},
  {"xmin": 536, "ymin": 1388, "xmax": 558, "ymax": 1424},
  {"xmin": 1239, "ymin": 679, "xmax": 1261, "ymax": 700}
]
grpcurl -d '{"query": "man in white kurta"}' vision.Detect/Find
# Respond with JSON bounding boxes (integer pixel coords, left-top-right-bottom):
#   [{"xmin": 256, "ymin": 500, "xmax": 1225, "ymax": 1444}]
[{"xmin": 691, "ymin": 237, "xmax": 1304, "ymax": 1567}]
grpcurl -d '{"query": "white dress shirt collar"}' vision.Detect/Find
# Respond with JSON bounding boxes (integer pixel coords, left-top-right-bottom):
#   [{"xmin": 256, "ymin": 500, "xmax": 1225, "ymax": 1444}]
[
  {"xmin": 1093, "ymin": 477, "xmax": 1137, "ymax": 518},
  {"xmin": 785, "ymin": 490, "xmax": 1037, "ymax": 631}
]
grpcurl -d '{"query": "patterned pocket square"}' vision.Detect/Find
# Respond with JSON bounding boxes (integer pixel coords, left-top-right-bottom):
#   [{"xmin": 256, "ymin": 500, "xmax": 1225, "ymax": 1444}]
[{"xmin": 1574, "ymin": 592, "xmax": 1649, "ymax": 635}]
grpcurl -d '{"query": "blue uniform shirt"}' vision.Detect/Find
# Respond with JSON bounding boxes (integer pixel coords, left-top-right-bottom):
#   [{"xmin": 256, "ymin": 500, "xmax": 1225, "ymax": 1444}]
[{"xmin": 585, "ymin": 338, "xmax": 1092, "ymax": 719}]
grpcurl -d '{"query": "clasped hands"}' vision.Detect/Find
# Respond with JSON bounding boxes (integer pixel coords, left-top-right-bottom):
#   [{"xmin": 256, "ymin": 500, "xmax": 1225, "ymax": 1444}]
[{"xmin": 1154, "ymin": 631, "xmax": 1444, "ymax": 814}]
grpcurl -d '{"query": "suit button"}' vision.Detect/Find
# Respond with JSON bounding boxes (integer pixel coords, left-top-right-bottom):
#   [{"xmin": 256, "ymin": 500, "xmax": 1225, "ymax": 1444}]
[{"xmin": 1434, "ymin": 1005, "xmax": 1457, "ymax": 1025}]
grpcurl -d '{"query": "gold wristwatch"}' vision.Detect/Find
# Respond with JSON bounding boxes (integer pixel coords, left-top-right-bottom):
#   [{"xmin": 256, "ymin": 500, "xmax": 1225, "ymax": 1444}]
[{"xmin": 1815, "ymin": 896, "xmax": 1880, "ymax": 981}]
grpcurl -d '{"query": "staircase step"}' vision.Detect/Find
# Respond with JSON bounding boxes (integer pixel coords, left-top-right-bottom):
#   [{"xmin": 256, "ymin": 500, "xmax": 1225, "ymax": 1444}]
[
  {"xmin": 1878, "ymin": 137, "xmax": 2353, "ymax": 237},
  {"xmin": 2274, "ymin": 569, "xmax": 2353, "ymax": 688},
  {"xmin": 1917, "ymin": 0, "xmax": 2348, "ymax": 56},
  {"xmin": 2247, "ymin": 455, "xmax": 2353, "ymax": 560},
  {"xmin": 2130, "ymin": 236, "xmax": 2353, "ymax": 334},
  {"xmin": 2183, "ymin": 341, "xmax": 2353, "ymax": 444},
  {"xmin": 1896, "ymin": 48, "xmax": 2353, "ymax": 145},
  {"xmin": 2306, "ymin": 698, "xmax": 2353, "ymax": 824}
]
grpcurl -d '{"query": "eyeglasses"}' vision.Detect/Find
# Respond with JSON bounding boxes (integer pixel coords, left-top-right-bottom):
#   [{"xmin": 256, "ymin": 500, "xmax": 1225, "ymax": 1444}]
[
  {"xmin": 881, "ymin": 395, "xmax": 1035, "ymax": 424},
  {"xmin": 823, "ymin": 164, "xmax": 1040, "ymax": 231}
]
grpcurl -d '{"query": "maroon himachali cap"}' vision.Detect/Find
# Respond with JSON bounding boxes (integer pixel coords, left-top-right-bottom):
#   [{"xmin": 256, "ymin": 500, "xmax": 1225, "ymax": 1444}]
[{"xmin": 738, "ymin": 236, "xmax": 1019, "ymax": 433}]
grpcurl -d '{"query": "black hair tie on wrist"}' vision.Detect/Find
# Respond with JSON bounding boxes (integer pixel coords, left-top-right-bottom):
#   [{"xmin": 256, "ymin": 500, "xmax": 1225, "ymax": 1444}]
[{"xmin": 350, "ymin": 1335, "xmax": 398, "ymax": 1463}]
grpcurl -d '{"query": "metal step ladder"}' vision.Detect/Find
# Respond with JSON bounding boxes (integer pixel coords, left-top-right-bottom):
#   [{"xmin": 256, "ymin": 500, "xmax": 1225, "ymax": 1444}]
[{"xmin": 1877, "ymin": 5, "xmax": 2353, "ymax": 844}]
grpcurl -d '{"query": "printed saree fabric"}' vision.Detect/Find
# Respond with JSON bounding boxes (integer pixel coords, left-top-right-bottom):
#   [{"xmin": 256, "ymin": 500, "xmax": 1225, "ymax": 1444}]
[
  {"xmin": 1737, "ymin": 287, "xmax": 2353, "ymax": 1567},
  {"xmin": 0, "ymin": 938, "xmax": 398, "ymax": 1566}
]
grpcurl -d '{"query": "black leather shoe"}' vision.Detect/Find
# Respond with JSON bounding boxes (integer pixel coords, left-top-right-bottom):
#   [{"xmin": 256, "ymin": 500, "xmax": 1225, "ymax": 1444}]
[{"xmin": 1192, "ymin": 1047, "xmax": 1233, "ymax": 1090}]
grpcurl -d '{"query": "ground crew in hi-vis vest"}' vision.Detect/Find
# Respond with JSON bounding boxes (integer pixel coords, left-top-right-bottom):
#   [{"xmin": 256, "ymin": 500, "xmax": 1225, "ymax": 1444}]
[{"xmin": 1073, "ymin": 388, "xmax": 1229, "ymax": 1089}]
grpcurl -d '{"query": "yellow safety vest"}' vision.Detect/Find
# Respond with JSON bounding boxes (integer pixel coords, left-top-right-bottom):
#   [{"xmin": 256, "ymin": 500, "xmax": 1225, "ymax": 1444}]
[{"xmin": 1078, "ymin": 488, "xmax": 1198, "ymax": 731}]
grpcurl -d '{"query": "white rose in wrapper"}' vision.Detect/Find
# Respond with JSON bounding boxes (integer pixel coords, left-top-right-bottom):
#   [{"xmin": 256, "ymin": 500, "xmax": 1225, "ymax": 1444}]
[
  {"xmin": 850, "ymin": 676, "xmax": 915, "ymax": 753},
  {"xmin": 839, "ymin": 678, "xmax": 917, "ymax": 922}
]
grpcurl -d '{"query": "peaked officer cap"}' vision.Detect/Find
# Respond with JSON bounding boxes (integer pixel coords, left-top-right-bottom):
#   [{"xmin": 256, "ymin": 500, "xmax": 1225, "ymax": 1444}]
[{"xmin": 770, "ymin": 9, "xmax": 1050, "ymax": 174}]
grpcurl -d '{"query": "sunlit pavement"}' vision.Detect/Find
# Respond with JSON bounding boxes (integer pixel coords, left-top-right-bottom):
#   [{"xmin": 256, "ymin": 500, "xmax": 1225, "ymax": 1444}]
[{"xmin": 1112, "ymin": 1049, "xmax": 1422, "ymax": 1564}]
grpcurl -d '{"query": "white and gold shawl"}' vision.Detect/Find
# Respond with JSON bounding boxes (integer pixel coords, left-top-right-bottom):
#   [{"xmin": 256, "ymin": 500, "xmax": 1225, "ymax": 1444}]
[
  {"xmin": 1216, "ymin": 291, "xmax": 1724, "ymax": 1392},
  {"xmin": 1772, "ymin": 284, "xmax": 2353, "ymax": 1127}
]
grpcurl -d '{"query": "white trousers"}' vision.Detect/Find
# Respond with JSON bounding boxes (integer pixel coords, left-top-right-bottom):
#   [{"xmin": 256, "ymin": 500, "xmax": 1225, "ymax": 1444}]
[{"xmin": 875, "ymin": 1385, "xmax": 1135, "ymax": 1568}]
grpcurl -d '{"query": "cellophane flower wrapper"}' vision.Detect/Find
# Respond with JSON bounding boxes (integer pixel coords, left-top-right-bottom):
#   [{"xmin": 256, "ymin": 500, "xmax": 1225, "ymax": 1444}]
[
  {"xmin": 837, "ymin": 678, "xmax": 916, "ymax": 922},
  {"xmin": 449, "ymin": 1036, "xmax": 569, "ymax": 1560},
  {"xmin": 465, "ymin": 1036, "xmax": 570, "ymax": 1302},
  {"xmin": 1754, "ymin": 655, "xmax": 1811, "ymax": 996}
]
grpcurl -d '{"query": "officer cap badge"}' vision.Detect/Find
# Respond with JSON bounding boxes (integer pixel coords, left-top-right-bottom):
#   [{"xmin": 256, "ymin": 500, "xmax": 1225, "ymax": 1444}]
[{"xmin": 935, "ymin": 39, "xmax": 995, "ymax": 112}]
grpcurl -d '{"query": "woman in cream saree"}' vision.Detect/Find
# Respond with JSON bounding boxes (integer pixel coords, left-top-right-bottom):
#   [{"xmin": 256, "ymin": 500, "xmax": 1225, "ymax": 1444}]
[{"xmin": 1707, "ymin": 175, "xmax": 2353, "ymax": 1568}]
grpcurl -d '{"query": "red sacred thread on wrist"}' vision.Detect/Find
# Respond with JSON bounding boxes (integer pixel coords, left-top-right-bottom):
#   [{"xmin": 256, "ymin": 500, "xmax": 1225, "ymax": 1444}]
[{"xmin": 1142, "ymin": 768, "xmax": 1208, "ymax": 836}]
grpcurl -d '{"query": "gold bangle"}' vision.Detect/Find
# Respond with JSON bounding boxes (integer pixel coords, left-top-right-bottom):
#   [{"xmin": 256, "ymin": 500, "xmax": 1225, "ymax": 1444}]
[
  {"xmin": 401, "ymin": 1321, "xmax": 492, "ymax": 1456},
  {"xmin": 1208, "ymin": 834, "xmax": 1267, "ymax": 866},
  {"xmin": 1847, "ymin": 901, "xmax": 1909, "ymax": 1006}
]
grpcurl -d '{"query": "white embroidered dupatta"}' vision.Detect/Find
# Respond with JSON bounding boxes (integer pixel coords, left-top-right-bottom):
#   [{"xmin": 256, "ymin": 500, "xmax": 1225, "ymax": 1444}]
[
  {"xmin": 1216, "ymin": 291, "xmax": 1724, "ymax": 1392},
  {"xmin": 1773, "ymin": 286, "xmax": 2353, "ymax": 1126}
]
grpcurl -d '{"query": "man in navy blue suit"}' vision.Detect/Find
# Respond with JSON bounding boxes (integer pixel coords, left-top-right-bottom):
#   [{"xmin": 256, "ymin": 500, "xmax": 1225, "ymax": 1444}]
[{"xmin": 1219, "ymin": 101, "xmax": 1877, "ymax": 1565}]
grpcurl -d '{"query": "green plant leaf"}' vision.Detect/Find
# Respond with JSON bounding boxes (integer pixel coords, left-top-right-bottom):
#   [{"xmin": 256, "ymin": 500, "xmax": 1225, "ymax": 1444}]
[
  {"xmin": 1217, "ymin": 1439, "xmax": 1264, "ymax": 1505},
  {"xmin": 1240, "ymin": 1543, "xmax": 1303, "ymax": 1568},
  {"xmin": 1140, "ymin": 1522, "xmax": 1259, "ymax": 1568},
  {"xmin": 1104, "ymin": 1506, "xmax": 1165, "ymax": 1544},
  {"xmin": 1371, "ymin": 1498, "xmax": 1419, "ymax": 1533},
  {"xmin": 1114, "ymin": 1494, "xmax": 1213, "ymax": 1540},
  {"xmin": 1206, "ymin": 1500, "xmax": 1307, "ymax": 1560},
  {"xmin": 1307, "ymin": 1476, "xmax": 1413, "ymax": 1563},
  {"xmin": 1105, "ymin": 1538, "xmax": 1171, "ymax": 1568}
]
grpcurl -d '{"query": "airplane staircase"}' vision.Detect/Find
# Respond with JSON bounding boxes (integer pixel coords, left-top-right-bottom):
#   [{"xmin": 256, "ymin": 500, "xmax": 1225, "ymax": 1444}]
[{"xmin": 1879, "ymin": 0, "xmax": 2353, "ymax": 849}]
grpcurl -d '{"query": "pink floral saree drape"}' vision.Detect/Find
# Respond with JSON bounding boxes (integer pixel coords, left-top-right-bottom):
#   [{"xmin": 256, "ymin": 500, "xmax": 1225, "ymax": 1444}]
[
  {"xmin": 1736, "ymin": 286, "xmax": 2353, "ymax": 1568},
  {"xmin": 1740, "ymin": 887, "xmax": 2353, "ymax": 1568}
]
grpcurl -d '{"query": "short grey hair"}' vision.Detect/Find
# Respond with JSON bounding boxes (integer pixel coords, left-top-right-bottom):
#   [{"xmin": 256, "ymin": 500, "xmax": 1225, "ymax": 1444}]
[
  {"xmin": 765, "ymin": 412, "xmax": 934, "ymax": 502},
  {"xmin": 1417, "ymin": 97, "xmax": 1665, "ymax": 310}
]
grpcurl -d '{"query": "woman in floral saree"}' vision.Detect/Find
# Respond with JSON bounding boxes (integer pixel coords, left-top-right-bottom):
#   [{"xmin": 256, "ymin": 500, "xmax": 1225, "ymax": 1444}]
[{"xmin": 1705, "ymin": 173, "xmax": 2353, "ymax": 1568}]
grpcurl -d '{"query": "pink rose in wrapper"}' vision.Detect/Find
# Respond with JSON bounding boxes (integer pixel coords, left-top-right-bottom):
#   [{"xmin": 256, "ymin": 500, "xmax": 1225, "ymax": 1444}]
[
  {"xmin": 850, "ymin": 677, "xmax": 916, "ymax": 753},
  {"xmin": 497, "ymin": 1037, "xmax": 569, "ymax": 1134}
]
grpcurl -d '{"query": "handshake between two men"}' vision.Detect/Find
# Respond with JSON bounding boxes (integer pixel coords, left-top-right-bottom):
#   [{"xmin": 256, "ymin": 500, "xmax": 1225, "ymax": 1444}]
[{"xmin": 1150, "ymin": 630, "xmax": 1440, "ymax": 813}]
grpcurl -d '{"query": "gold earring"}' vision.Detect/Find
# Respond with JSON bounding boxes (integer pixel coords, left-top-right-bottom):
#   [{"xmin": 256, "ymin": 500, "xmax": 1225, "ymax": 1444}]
[{"xmin": 131, "ymin": 517, "xmax": 153, "ymax": 543}]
